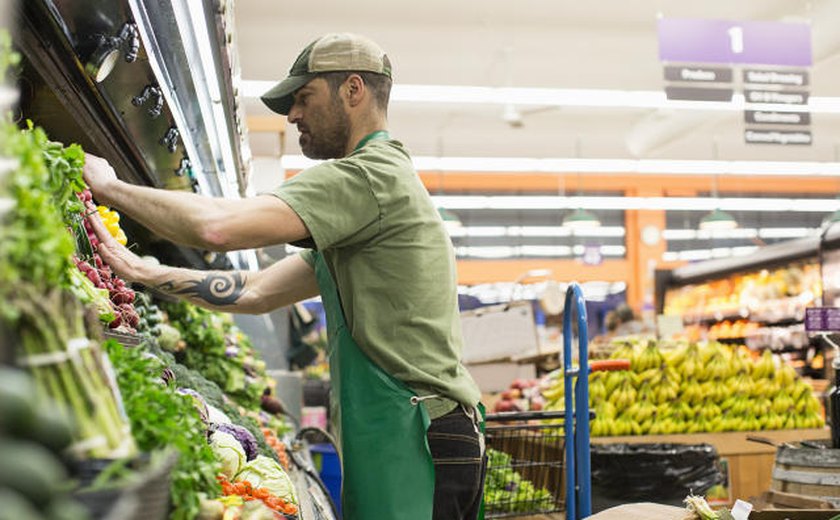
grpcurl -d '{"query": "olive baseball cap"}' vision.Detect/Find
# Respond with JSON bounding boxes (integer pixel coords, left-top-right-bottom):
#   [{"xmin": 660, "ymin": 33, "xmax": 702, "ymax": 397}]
[{"xmin": 261, "ymin": 33, "xmax": 392, "ymax": 115}]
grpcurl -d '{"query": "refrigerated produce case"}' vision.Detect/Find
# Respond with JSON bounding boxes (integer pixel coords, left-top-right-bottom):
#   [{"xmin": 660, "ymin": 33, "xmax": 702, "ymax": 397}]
[
  {"xmin": 13, "ymin": 0, "xmax": 254, "ymax": 271},
  {"xmin": 656, "ymin": 224, "xmax": 840, "ymax": 373},
  {"xmin": 2, "ymin": 2, "xmax": 332, "ymax": 517}
]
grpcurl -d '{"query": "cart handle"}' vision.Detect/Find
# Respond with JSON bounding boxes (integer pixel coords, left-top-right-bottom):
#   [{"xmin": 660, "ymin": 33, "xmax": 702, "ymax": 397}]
[{"xmin": 589, "ymin": 359, "xmax": 631, "ymax": 372}]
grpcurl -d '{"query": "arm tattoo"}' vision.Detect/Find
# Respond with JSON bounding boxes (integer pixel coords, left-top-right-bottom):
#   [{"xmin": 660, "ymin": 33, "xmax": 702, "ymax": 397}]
[{"xmin": 156, "ymin": 272, "xmax": 246, "ymax": 306}]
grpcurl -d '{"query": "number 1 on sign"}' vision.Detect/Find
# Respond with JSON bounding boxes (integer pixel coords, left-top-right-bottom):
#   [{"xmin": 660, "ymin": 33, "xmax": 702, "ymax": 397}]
[{"xmin": 728, "ymin": 26, "xmax": 744, "ymax": 54}]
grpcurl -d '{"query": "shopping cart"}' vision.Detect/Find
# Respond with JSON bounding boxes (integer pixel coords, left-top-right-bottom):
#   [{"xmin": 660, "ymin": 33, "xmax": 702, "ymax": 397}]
[{"xmin": 483, "ymin": 283, "xmax": 629, "ymax": 519}]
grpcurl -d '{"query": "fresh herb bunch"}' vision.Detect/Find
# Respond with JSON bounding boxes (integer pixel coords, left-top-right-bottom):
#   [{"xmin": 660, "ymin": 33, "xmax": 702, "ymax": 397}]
[
  {"xmin": 0, "ymin": 121, "xmax": 77, "ymax": 321},
  {"xmin": 103, "ymin": 340, "xmax": 222, "ymax": 520},
  {"xmin": 39, "ymin": 136, "xmax": 86, "ymax": 225}
]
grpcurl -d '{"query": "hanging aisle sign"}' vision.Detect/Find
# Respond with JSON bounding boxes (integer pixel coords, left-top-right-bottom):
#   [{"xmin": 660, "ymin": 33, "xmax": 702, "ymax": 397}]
[
  {"xmin": 744, "ymin": 110, "xmax": 810, "ymax": 126},
  {"xmin": 657, "ymin": 19, "xmax": 812, "ymax": 67},
  {"xmin": 743, "ymin": 69, "xmax": 809, "ymax": 87},
  {"xmin": 744, "ymin": 130, "xmax": 812, "ymax": 146},
  {"xmin": 657, "ymin": 18, "xmax": 813, "ymax": 146},
  {"xmin": 664, "ymin": 65, "xmax": 733, "ymax": 83}
]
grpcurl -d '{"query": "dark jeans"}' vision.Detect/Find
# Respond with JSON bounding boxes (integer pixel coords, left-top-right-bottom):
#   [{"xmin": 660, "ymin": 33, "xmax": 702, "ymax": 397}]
[{"xmin": 427, "ymin": 405, "xmax": 487, "ymax": 520}]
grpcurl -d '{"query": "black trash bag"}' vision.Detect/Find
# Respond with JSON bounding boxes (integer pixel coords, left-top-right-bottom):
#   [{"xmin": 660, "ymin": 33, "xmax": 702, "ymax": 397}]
[{"xmin": 590, "ymin": 443, "xmax": 724, "ymax": 512}]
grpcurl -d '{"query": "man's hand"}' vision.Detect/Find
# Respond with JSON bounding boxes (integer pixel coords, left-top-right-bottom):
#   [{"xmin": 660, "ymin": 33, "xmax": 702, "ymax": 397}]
[
  {"xmin": 87, "ymin": 208, "xmax": 154, "ymax": 284},
  {"xmin": 83, "ymin": 153, "xmax": 120, "ymax": 205}
]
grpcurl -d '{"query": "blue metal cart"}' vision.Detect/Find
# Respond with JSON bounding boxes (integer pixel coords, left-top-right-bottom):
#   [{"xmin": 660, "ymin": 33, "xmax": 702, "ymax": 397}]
[{"xmin": 483, "ymin": 283, "xmax": 628, "ymax": 519}]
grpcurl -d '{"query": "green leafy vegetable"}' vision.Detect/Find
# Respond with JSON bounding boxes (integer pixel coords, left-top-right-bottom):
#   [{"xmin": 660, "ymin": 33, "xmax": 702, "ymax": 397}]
[
  {"xmin": 484, "ymin": 448, "xmax": 555, "ymax": 513},
  {"xmin": 103, "ymin": 340, "xmax": 221, "ymax": 520},
  {"xmin": 210, "ymin": 431, "xmax": 246, "ymax": 479},
  {"xmin": 162, "ymin": 301, "xmax": 268, "ymax": 410},
  {"xmin": 235, "ymin": 455, "xmax": 298, "ymax": 505},
  {"xmin": 0, "ymin": 122, "xmax": 76, "ymax": 321}
]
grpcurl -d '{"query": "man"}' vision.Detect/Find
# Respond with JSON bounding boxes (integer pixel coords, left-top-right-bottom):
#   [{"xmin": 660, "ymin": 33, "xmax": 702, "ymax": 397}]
[{"xmin": 84, "ymin": 33, "xmax": 485, "ymax": 520}]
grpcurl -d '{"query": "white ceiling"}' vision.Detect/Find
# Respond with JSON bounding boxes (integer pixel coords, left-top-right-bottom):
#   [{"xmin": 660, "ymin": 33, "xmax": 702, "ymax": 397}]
[{"xmin": 234, "ymin": 0, "xmax": 840, "ymax": 163}]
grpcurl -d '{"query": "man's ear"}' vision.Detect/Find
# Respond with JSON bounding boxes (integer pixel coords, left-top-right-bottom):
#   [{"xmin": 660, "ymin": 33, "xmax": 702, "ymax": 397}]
[{"xmin": 345, "ymin": 74, "xmax": 365, "ymax": 107}]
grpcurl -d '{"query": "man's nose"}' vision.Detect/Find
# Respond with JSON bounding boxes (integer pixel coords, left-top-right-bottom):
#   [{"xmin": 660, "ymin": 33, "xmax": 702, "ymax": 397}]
[{"xmin": 287, "ymin": 105, "xmax": 301, "ymax": 123}]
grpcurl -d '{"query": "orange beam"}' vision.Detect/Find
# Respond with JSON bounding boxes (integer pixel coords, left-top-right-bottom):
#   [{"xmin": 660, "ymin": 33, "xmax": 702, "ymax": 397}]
[
  {"xmin": 456, "ymin": 259, "xmax": 630, "ymax": 286},
  {"xmin": 417, "ymin": 172, "xmax": 840, "ymax": 194}
]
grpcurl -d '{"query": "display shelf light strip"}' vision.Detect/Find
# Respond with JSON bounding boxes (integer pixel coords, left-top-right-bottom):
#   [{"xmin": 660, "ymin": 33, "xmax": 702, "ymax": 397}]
[{"xmin": 280, "ymin": 154, "xmax": 840, "ymax": 177}]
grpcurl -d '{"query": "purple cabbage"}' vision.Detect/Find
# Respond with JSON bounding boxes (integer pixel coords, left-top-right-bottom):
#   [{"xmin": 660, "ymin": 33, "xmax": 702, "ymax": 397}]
[{"xmin": 214, "ymin": 422, "xmax": 258, "ymax": 461}]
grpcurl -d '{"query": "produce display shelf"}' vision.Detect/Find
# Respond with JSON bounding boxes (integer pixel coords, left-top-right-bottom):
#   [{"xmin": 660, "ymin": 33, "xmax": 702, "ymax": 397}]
[{"xmin": 102, "ymin": 330, "xmax": 144, "ymax": 348}]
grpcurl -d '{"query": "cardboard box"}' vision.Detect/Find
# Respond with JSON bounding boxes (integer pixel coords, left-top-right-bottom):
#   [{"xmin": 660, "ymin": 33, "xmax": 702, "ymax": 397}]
[
  {"xmin": 586, "ymin": 502, "xmax": 684, "ymax": 519},
  {"xmin": 466, "ymin": 361, "xmax": 537, "ymax": 393}
]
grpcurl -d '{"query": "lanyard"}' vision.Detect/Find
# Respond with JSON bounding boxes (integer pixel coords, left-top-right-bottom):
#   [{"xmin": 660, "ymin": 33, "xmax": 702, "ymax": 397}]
[{"xmin": 353, "ymin": 130, "xmax": 390, "ymax": 152}]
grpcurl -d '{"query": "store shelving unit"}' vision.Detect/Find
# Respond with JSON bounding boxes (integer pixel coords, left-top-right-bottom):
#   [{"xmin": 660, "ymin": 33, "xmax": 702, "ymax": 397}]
[
  {"xmin": 656, "ymin": 224, "xmax": 840, "ymax": 374},
  {"xmin": 14, "ymin": 0, "xmax": 253, "ymax": 271}
]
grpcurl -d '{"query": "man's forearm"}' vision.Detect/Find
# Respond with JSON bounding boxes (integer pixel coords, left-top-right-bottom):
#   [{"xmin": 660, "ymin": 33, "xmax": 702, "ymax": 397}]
[
  {"xmin": 141, "ymin": 264, "xmax": 264, "ymax": 314},
  {"xmin": 102, "ymin": 180, "xmax": 224, "ymax": 250}
]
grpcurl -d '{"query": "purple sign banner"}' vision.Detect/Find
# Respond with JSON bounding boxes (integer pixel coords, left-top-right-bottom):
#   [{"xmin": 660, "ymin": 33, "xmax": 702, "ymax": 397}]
[
  {"xmin": 805, "ymin": 308, "xmax": 840, "ymax": 332},
  {"xmin": 658, "ymin": 18, "xmax": 812, "ymax": 67}
]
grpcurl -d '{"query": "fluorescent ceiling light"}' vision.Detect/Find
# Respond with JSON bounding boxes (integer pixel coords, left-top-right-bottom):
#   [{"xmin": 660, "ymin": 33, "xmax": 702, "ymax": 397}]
[
  {"xmin": 242, "ymin": 80, "xmax": 840, "ymax": 114},
  {"xmin": 432, "ymin": 195, "xmax": 840, "ymax": 213},
  {"xmin": 431, "ymin": 195, "xmax": 840, "ymax": 213},
  {"xmin": 448, "ymin": 226, "xmax": 625, "ymax": 238},
  {"xmin": 451, "ymin": 226, "xmax": 815, "ymax": 241},
  {"xmin": 757, "ymin": 227, "xmax": 819, "ymax": 239},
  {"xmin": 454, "ymin": 245, "xmax": 625, "ymax": 259},
  {"xmin": 281, "ymin": 154, "xmax": 840, "ymax": 177},
  {"xmin": 661, "ymin": 228, "xmax": 820, "ymax": 241},
  {"xmin": 662, "ymin": 246, "xmax": 759, "ymax": 262}
]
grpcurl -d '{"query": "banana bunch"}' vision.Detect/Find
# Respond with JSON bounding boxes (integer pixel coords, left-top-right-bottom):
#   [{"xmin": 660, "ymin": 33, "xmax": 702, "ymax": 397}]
[
  {"xmin": 751, "ymin": 349, "xmax": 776, "ymax": 380},
  {"xmin": 633, "ymin": 341, "xmax": 665, "ymax": 371},
  {"xmin": 611, "ymin": 379, "xmax": 637, "ymax": 410},
  {"xmin": 541, "ymin": 338, "xmax": 826, "ymax": 437},
  {"xmin": 696, "ymin": 345, "xmax": 734, "ymax": 381}
]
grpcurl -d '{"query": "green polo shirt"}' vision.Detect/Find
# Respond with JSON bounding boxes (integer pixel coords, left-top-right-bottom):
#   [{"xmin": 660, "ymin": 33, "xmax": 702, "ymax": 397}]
[{"xmin": 271, "ymin": 138, "xmax": 480, "ymax": 419}]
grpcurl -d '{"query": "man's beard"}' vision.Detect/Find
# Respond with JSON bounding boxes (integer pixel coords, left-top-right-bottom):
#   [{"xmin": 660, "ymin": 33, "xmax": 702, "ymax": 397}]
[{"xmin": 300, "ymin": 97, "xmax": 351, "ymax": 160}]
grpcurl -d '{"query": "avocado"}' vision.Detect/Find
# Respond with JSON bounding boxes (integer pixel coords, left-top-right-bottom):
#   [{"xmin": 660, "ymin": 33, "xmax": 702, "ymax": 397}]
[
  {"xmin": 30, "ymin": 402, "xmax": 76, "ymax": 453},
  {"xmin": 0, "ymin": 436, "xmax": 68, "ymax": 505},
  {"xmin": 0, "ymin": 488, "xmax": 45, "ymax": 520},
  {"xmin": 0, "ymin": 367, "xmax": 37, "ymax": 436},
  {"xmin": 44, "ymin": 497, "xmax": 92, "ymax": 520}
]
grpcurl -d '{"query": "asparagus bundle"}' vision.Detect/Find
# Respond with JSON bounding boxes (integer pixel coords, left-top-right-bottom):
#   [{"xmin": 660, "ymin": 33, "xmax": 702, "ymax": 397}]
[{"xmin": 14, "ymin": 286, "xmax": 137, "ymax": 459}]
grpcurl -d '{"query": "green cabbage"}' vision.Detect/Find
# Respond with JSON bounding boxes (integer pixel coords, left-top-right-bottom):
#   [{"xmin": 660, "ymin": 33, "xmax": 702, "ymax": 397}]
[
  {"xmin": 235, "ymin": 455, "xmax": 298, "ymax": 504},
  {"xmin": 210, "ymin": 431, "xmax": 246, "ymax": 480}
]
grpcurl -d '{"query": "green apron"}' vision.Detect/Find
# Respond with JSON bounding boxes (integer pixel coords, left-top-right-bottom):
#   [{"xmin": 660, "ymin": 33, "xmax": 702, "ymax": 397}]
[{"xmin": 313, "ymin": 251, "xmax": 435, "ymax": 520}]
